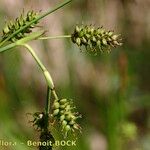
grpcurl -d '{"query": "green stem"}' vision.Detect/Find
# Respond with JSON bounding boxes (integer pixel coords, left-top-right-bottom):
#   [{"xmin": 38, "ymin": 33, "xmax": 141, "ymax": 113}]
[
  {"xmin": 21, "ymin": 44, "xmax": 54, "ymax": 90},
  {"xmin": 52, "ymin": 89, "xmax": 59, "ymax": 100},
  {"xmin": 0, "ymin": 0, "xmax": 73, "ymax": 47},
  {"xmin": 39, "ymin": 35, "xmax": 71, "ymax": 40},
  {"xmin": 46, "ymin": 86, "xmax": 51, "ymax": 115},
  {"xmin": 21, "ymin": 44, "xmax": 55, "ymax": 130},
  {"xmin": 44, "ymin": 86, "xmax": 51, "ymax": 131}
]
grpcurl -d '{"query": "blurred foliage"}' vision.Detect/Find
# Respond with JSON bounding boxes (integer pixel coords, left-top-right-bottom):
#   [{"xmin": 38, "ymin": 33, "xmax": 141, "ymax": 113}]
[{"xmin": 0, "ymin": 0, "xmax": 150, "ymax": 150}]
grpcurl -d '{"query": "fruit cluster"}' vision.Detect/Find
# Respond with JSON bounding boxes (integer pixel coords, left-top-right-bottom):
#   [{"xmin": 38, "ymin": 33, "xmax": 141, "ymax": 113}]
[
  {"xmin": 71, "ymin": 25, "xmax": 122, "ymax": 54},
  {"xmin": 52, "ymin": 98, "xmax": 81, "ymax": 137},
  {"xmin": 2, "ymin": 10, "xmax": 39, "ymax": 42}
]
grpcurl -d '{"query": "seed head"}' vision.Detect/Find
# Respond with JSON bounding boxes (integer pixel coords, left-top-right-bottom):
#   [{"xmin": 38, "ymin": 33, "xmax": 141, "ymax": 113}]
[
  {"xmin": 71, "ymin": 24, "xmax": 122, "ymax": 54},
  {"xmin": 52, "ymin": 98, "xmax": 81, "ymax": 137},
  {"xmin": 1, "ymin": 10, "xmax": 39, "ymax": 42}
]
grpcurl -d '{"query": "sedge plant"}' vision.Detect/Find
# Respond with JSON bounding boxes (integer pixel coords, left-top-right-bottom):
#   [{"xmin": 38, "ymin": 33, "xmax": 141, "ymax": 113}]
[{"xmin": 0, "ymin": 0, "xmax": 122, "ymax": 149}]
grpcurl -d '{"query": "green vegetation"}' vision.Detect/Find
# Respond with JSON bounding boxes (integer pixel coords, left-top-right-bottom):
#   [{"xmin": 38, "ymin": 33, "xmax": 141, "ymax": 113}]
[{"xmin": 0, "ymin": 0, "xmax": 149, "ymax": 150}]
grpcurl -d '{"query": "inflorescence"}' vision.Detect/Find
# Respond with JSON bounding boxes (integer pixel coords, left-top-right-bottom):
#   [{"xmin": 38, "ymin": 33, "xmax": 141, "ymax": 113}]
[
  {"xmin": 2, "ymin": 10, "xmax": 39, "ymax": 42},
  {"xmin": 30, "ymin": 98, "xmax": 81, "ymax": 138},
  {"xmin": 52, "ymin": 98, "xmax": 82, "ymax": 137},
  {"xmin": 71, "ymin": 25, "xmax": 122, "ymax": 54},
  {"xmin": 31, "ymin": 112, "xmax": 47, "ymax": 131}
]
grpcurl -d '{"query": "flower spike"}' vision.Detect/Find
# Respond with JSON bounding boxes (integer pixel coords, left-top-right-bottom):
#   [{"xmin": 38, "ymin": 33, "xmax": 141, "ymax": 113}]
[
  {"xmin": 52, "ymin": 98, "xmax": 81, "ymax": 137},
  {"xmin": 2, "ymin": 10, "xmax": 39, "ymax": 42},
  {"xmin": 71, "ymin": 24, "xmax": 122, "ymax": 54}
]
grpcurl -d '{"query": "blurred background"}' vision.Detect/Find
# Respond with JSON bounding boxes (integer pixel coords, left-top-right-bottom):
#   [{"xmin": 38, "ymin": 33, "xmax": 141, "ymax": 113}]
[{"xmin": 0, "ymin": 0, "xmax": 150, "ymax": 150}]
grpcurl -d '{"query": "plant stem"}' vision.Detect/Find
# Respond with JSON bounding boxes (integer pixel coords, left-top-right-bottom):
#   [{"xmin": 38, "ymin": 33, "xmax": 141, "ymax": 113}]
[
  {"xmin": 21, "ymin": 44, "xmax": 54, "ymax": 90},
  {"xmin": 39, "ymin": 35, "xmax": 71, "ymax": 40},
  {"xmin": 46, "ymin": 86, "xmax": 51, "ymax": 115},
  {"xmin": 21, "ymin": 44, "xmax": 57, "ymax": 131},
  {"xmin": 52, "ymin": 89, "xmax": 59, "ymax": 100},
  {"xmin": 0, "ymin": 0, "xmax": 73, "ymax": 47},
  {"xmin": 43, "ymin": 86, "xmax": 51, "ymax": 132}
]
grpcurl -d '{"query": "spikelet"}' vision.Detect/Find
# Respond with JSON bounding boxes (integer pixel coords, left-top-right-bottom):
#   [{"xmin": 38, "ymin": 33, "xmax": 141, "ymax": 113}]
[
  {"xmin": 71, "ymin": 24, "xmax": 122, "ymax": 54},
  {"xmin": 30, "ymin": 112, "xmax": 47, "ymax": 131},
  {"xmin": 52, "ymin": 98, "xmax": 82, "ymax": 137},
  {"xmin": 2, "ymin": 10, "xmax": 39, "ymax": 42}
]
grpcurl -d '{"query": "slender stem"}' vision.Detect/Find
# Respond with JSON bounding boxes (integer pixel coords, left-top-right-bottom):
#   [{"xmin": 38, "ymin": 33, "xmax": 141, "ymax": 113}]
[
  {"xmin": 21, "ymin": 44, "xmax": 54, "ymax": 90},
  {"xmin": 39, "ymin": 35, "xmax": 71, "ymax": 40},
  {"xmin": 46, "ymin": 86, "xmax": 51, "ymax": 115},
  {"xmin": 0, "ymin": 0, "xmax": 73, "ymax": 47},
  {"xmin": 44, "ymin": 86, "xmax": 51, "ymax": 131},
  {"xmin": 21, "ymin": 44, "xmax": 55, "ymax": 131},
  {"xmin": 52, "ymin": 89, "xmax": 59, "ymax": 100}
]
